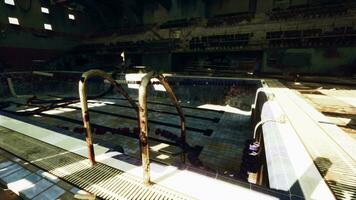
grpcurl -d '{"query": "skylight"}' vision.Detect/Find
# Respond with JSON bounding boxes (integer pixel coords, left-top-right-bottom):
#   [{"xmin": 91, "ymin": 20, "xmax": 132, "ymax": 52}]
[
  {"xmin": 8, "ymin": 17, "xmax": 19, "ymax": 25},
  {"xmin": 41, "ymin": 7, "xmax": 49, "ymax": 14},
  {"xmin": 44, "ymin": 23, "xmax": 52, "ymax": 30},
  {"xmin": 4, "ymin": 0, "xmax": 15, "ymax": 6},
  {"xmin": 68, "ymin": 14, "xmax": 75, "ymax": 20}
]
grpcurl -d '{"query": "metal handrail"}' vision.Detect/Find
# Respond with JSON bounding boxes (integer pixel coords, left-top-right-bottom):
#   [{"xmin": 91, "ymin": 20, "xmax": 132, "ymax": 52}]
[
  {"xmin": 79, "ymin": 69, "xmax": 139, "ymax": 166},
  {"xmin": 138, "ymin": 71, "xmax": 186, "ymax": 185}
]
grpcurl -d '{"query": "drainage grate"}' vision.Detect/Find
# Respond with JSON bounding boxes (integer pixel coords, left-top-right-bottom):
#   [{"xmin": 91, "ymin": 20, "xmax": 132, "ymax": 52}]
[{"xmin": 0, "ymin": 126, "xmax": 196, "ymax": 200}]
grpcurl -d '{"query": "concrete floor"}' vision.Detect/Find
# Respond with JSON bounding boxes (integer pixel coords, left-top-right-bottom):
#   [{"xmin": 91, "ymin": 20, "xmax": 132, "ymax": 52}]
[{"xmin": 282, "ymin": 81, "xmax": 356, "ymax": 139}]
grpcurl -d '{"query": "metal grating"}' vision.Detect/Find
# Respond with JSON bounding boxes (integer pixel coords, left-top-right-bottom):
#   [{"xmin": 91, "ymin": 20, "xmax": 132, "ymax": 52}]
[{"xmin": 0, "ymin": 126, "xmax": 196, "ymax": 200}]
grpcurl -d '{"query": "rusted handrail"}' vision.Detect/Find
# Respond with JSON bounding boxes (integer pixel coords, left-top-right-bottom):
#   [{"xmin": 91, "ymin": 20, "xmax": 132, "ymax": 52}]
[
  {"xmin": 138, "ymin": 71, "xmax": 186, "ymax": 185},
  {"xmin": 79, "ymin": 69, "xmax": 139, "ymax": 166}
]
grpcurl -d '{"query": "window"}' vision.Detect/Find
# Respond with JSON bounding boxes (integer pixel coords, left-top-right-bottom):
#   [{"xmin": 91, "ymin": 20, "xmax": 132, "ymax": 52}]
[
  {"xmin": 44, "ymin": 23, "xmax": 52, "ymax": 30},
  {"xmin": 68, "ymin": 14, "xmax": 75, "ymax": 20},
  {"xmin": 41, "ymin": 7, "xmax": 49, "ymax": 14},
  {"xmin": 8, "ymin": 17, "xmax": 19, "ymax": 25},
  {"xmin": 4, "ymin": 0, "xmax": 15, "ymax": 6}
]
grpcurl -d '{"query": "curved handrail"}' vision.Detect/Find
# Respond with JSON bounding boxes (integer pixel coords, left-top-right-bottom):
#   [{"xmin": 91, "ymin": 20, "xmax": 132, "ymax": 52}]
[
  {"xmin": 138, "ymin": 71, "xmax": 186, "ymax": 185},
  {"xmin": 79, "ymin": 69, "xmax": 139, "ymax": 166}
]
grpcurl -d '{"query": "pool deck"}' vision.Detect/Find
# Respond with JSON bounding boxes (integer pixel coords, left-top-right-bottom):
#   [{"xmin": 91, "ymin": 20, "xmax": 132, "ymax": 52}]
[{"xmin": 262, "ymin": 79, "xmax": 355, "ymax": 200}]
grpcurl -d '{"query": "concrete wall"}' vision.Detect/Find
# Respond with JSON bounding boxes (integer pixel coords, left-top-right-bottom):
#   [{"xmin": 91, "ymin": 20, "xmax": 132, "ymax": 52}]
[
  {"xmin": 143, "ymin": 0, "xmax": 206, "ymax": 24},
  {"xmin": 206, "ymin": 0, "xmax": 250, "ymax": 16},
  {"xmin": 141, "ymin": 0, "xmax": 345, "ymax": 23},
  {"xmin": 142, "ymin": 53, "xmax": 172, "ymax": 72},
  {"xmin": 143, "ymin": 0, "xmax": 255, "ymax": 24},
  {"xmin": 142, "ymin": 0, "xmax": 313, "ymax": 23},
  {"xmin": 262, "ymin": 47, "xmax": 356, "ymax": 75},
  {"xmin": 256, "ymin": 0, "xmax": 274, "ymax": 12}
]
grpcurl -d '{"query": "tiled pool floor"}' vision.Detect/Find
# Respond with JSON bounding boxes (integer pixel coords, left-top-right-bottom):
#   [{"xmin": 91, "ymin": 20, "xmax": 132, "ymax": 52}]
[{"xmin": 3, "ymin": 95, "xmax": 252, "ymax": 176}]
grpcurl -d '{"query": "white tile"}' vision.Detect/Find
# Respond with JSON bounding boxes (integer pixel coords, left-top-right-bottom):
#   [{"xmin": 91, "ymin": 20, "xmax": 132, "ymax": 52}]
[
  {"xmin": 0, "ymin": 163, "xmax": 22, "ymax": 178},
  {"xmin": 20, "ymin": 179, "xmax": 53, "ymax": 199},
  {"xmin": 3, "ymin": 168, "xmax": 31, "ymax": 184},
  {"xmin": 0, "ymin": 161, "xmax": 13, "ymax": 169},
  {"xmin": 36, "ymin": 170, "xmax": 59, "ymax": 183},
  {"xmin": 33, "ymin": 185, "xmax": 65, "ymax": 200}
]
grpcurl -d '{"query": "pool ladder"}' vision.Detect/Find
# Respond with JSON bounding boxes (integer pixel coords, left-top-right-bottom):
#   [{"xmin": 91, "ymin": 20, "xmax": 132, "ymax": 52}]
[{"xmin": 79, "ymin": 69, "xmax": 186, "ymax": 185}]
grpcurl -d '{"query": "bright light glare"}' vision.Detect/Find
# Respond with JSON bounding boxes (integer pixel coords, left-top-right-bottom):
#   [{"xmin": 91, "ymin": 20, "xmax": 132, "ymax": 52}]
[
  {"xmin": 150, "ymin": 143, "xmax": 169, "ymax": 152},
  {"xmin": 125, "ymin": 73, "xmax": 166, "ymax": 91},
  {"xmin": 50, "ymin": 159, "xmax": 91, "ymax": 177},
  {"xmin": 197, "ymin": 104, "xmax": 251, "ymax": 115},
  {"xmin": 38, "ymin": 171, "xmax": 58, "ymax": 182},
  {"xmin": 125, "ymin": 73, "xmax": 145, "ymax": 89},
  {"xmin": 152, "ymin": 78, "xmax": 166, "ymax": 92},
  {"xmin": 96, "ymin": 152, "xmax": 122, "ymax": 161},
  {"xmin": 41, "ymin": 7, "xmax": 49, "ymax": 14},
  {"xmin": 42, "ymin": 108, "xmax": 76, "ymax": 115},
  {"xmin": 44, "ymin": 23, "xmax": 52, "ymax": 30},
  {"xmin": 68, "ymin": 14, "xmax": 75, "ymax": 20},
  {"xmin": 8, "ymin": 17, "xmax": 19, "ymax": 25},
  {"xmin": 4, "ymin": 0, "xmax": 15, "ymax": 5},
  {"xmin": 17, "ymin": 107, "xmax": 38, "ymax": 112},
  {"xmin": 71, "ymin": 101, "xmax": 106, "ymax": 109},
  {"xmin": 8, "ymin": 179, "xmax": 34, "ymax": 192},
  {"xmin": 156, "ymin": 154, "xmax": 170, "ymax": 160}
]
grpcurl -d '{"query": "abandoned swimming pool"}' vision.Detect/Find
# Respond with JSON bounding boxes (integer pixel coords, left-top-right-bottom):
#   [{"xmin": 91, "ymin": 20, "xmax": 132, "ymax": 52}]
[
  {"xmin": 0, "ymin": 72, "xmax": 261, "ymax": 178},
  {"xmin": 0, "ymin": 71, "xmax": 351, "ymax": 200}
]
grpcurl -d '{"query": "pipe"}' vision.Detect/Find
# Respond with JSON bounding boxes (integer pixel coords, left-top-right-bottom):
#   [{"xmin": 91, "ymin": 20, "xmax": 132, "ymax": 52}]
[
  {"xmin": 253, "ymin": 115, "xmax": 286, "ymax": 139},
  {"xmin": 252, "ymin": 87, "xmax": 273, "ymax": 109},
  {"xmin": 7, "ymin": 78, "xmax": 34, "ymax": 98},
  {"xmin": 79, "ymin": 69, "xmax": 139, "ymax": 166},
  {"xmin": 138, "ymin": 71, "xmax": 186, "ymax": 185},
  {"xmin": 32, "ymin": 71, "xmax": 54, "ymax": 77}
]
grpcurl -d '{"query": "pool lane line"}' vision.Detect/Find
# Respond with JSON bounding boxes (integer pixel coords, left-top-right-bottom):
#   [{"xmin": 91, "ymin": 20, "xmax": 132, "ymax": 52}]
[
  {"xmin": 64, "ymin": 105, "xmax": 213, "ymax": 136},
  {"xmin": 3, "ymin": 101, "xmax": 214, "ymax": 136},
  {"xmin": 0, "ymin": 109, "xmax": 181, "ymax": 147},
  {"xmin": 47, "ymin": 95, "xmax": 222, "ymax": 122},
  {"xmin": 88, "ymin": 100, "xmax": 220, "ymax": 123},
  {"xmin": 96, "ymin": 97, "xmax": 225, "ymax": 114}
]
